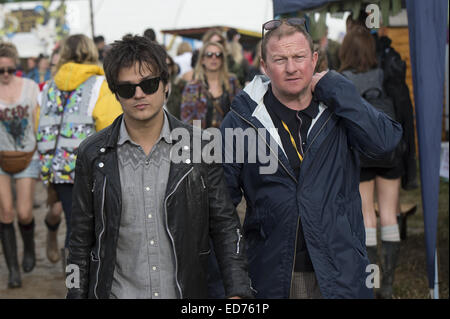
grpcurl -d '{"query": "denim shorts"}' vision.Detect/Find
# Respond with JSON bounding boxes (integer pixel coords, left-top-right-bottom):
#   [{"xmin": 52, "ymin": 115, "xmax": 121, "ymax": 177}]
[{"xmin": 0, "ymin": 159, "xmax": 40, "ymax": 179}]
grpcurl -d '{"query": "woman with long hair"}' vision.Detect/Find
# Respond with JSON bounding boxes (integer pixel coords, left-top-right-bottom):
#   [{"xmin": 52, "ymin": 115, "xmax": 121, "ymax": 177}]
[
  {"xmin": 0, "ymin": 42, "xmax": 40, "ymax": 288},
  {"xmin": 339, "ymin": 26, "xmax": 403, "ymax": 299},
  {"xmin": 36, "ymin": 34, "xmax": 122, "ymax": 267},
  {"xmin": 180, "ymin": 41, "xmax": 240, "ymax": 128}
]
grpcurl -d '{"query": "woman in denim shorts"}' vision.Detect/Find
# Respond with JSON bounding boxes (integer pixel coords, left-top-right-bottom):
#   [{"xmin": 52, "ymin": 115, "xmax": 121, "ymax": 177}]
[{"xmin": 0, "ymin": 42, "xmax": 40, "ymax": 289}]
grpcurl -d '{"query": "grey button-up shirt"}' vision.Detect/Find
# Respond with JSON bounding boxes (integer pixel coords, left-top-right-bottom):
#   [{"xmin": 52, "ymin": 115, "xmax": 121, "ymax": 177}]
[{"xmin": 110, "ymin": 113, "xmax": 178, "ymax": 299}]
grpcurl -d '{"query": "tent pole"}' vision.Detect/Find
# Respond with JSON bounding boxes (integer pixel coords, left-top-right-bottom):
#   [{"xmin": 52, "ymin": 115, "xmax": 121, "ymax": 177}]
[
  {"xmin": 434, "ymin": 249, "xmax": 439, "ymax": 299},
  {"xmin": 89, "ymin": 0, "xmax": 95, "ymax": 38}
]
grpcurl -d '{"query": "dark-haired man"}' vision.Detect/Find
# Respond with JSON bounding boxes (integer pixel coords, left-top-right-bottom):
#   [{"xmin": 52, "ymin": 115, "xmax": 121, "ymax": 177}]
[
  {"xmin": 67, "ymin": 35, "xmax": 253, "ymax": 299},
  {"xmin": 220, "ymin": 19, "xmax": 402, "ymax": 298}
]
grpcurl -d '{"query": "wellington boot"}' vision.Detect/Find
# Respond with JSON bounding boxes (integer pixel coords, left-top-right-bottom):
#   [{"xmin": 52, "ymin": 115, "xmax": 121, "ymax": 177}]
[
  {"xmin": 18, "ymin": 219, "xmax": 36, "ymax": 273},
  {"xmin": 45, "ymin": 218, "xmax": 61, "ymax": 263},
  {"xmin": 376, "ymin": 240, "xmax": 400, "ymax": 299},
  {"xmin": 1, "ymin": 222, "xmax": 22, "ymax": 288}
]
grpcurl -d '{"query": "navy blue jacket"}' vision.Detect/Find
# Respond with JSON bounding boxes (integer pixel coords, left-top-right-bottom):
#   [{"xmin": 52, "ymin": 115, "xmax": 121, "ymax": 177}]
[{"xmin": 219, "ymin": 71, "xmax": 402, "ymax": 298}]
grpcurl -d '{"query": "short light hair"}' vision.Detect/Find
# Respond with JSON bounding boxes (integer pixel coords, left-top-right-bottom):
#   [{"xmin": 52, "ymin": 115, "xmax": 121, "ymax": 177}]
[
  {"xmin": 261, "ymin": 22, "xmax": 313, "ymax": 62},
  {"xmin": 177, "ymin": 42, "xmax": 192, "ymax": 56},
  {"xmin": 0, "ymin": 42, "xmax": 19, "ymax": 63},
  {"xmin": 56, "ymin": 34, "xmax": 99, "ymax": 71}
]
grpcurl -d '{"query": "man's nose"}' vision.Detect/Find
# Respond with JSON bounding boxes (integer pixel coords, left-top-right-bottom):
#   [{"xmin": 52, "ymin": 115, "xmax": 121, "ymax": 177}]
[
  {"xmin": 134, "ymin": 85, "xmax": 146, "ymax": 98},
  {"xmin": 285, "ymin": 58, "xmax": 297, "ymax": 73}
]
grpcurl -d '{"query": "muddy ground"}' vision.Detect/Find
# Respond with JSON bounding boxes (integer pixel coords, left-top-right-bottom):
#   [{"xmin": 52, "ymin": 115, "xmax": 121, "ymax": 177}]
[{"xmin": 0, "ymin": 181, "xmax": 67, "ymax": 299}]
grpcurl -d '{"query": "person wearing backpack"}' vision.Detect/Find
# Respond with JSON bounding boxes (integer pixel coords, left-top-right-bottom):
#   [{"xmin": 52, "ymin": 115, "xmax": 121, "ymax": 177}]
[
  {"xmin": 36, "ymin": 34, "xmax": 123, "ymax": 271},
  {"xmin": 339, "ymin": 26, "xmax": 403, "ymax": 299}
]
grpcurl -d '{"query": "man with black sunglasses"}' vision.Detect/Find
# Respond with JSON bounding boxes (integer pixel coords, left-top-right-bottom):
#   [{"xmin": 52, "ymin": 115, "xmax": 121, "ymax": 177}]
[
  {"xmin": 219, "ymin": 19, "xmax": 402, "ymax": 298},
  {"xmin": 67, "ymin": 35, "xmax": 254, "ymax": 299}
]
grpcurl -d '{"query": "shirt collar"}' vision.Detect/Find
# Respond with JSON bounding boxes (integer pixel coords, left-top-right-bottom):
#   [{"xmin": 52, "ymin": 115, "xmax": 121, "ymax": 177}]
[
  {"xmin": 267, "ymin": 84, "xmax": 320, "ymax": 122},
  {"xmin": 117, "ymin": 111, "xmax": 173, "ymax": 146}
]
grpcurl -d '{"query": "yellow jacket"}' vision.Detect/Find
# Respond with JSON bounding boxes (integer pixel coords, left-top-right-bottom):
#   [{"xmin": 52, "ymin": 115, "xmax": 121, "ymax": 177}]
[{"xmin": 37, "ymin": 62, "xmax": 122, "ymax": 132}]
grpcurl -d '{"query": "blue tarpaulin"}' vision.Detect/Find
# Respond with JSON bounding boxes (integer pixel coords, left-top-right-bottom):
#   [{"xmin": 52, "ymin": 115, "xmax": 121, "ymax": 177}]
[
  {"xmin": 406, "ymin": 0, "xmax": 447, "ymax": 295},
  {"xmin": 273, "ymin": 0, "xmax": 340, "ymax": 15},
  {"xmin": 272, "ymin": 0, "xmax": 448, "ymax": 296}
]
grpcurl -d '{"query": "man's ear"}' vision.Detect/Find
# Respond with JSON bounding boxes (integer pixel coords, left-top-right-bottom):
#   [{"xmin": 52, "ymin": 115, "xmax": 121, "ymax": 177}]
[
  {"xmin": 165, "ymin": 83, "xmax": 171, "ymax": 99},
  {"xmin": 260, "ymin": 58, "xmax": 267, "ymax": 74},
  {"xmin": 312, "ymin": 50, "xmax": 319, "ymax": 72}
]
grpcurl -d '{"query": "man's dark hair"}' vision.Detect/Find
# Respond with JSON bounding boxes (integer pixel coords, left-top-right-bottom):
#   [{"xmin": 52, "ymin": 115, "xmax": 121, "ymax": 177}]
[
  {"xmin": 103, "ymin": 34, "xmax": 169, "ymax": 95},
  {"xmin": 226, "ymin": 28, "xmax": 238, "ymax": 42},
  {"xmin": 143, "ymin": 28, "xmax": 156, "ymax": 42},
  {"xmin": 93, "ymin": 35, "xmax": 105, "ymax": 44},
  {"xmin": 261, "ymin": 21, "xmax": 313, "ymax": 62}
]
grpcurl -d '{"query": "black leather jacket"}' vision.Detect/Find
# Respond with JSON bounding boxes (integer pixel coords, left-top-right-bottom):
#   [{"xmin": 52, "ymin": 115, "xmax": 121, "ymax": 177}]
[{"xmin": 66, "ymin": 112, "xmax": 254, "ymax": 299}]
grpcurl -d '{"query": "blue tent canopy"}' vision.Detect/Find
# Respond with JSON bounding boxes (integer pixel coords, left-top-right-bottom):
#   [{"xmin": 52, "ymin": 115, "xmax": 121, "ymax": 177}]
[{"xmin": 273, "ymin": 0, "xmax": 448, "ymax": 297}]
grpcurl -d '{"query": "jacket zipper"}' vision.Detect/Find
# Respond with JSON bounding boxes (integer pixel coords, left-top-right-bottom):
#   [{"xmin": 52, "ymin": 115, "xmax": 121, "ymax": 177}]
[
  {"xmin": 230, "ymin": 108, "xmax": 297, "ymax": 183},
  {"xmin": 288, "ymin": 114, "xmax": 333, "ymax": 296},
  {"xmin": 236, "ymin": 228, "xmax": 242, "ymax": 254},
  {"xmin": 164, "ymin": 166, "xmax": 194, "ymax": 299},
  {"xmin": 94, "ymin": 176, "xmax": 107, "ymax": 299}
]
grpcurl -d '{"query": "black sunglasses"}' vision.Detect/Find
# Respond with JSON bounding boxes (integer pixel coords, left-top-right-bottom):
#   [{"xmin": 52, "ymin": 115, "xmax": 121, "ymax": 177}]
[
  {"xmin": 204, "ymin": 52, "xmax": 223, "ymax": 59},
  {"xmin": 116, "ymin": 76, "xmax": 160, "ymax": 99},
  {"xmin": 1, "ymin": 67, "xmax": 16, "ymax": 75},
  {"xmin": 262, "ymin": 18, "xmax": 308, "ymax": 40}
]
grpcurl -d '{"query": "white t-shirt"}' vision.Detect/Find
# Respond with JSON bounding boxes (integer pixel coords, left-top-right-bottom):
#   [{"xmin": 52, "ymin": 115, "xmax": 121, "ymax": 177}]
[{"xmin": 0, "ymin": 78, "xmax": 39, "ymax": 158}]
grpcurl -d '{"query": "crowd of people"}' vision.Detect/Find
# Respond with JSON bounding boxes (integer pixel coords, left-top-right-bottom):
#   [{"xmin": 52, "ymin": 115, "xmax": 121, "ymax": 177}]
[{"xmin": 0, "ymin": 12, "xmax": 416, "ymax": 299}]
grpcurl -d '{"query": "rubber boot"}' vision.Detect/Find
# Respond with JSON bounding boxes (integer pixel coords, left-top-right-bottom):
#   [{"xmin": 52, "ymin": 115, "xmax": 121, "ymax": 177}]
[
  {"xmin": 61, "ymin": 247, "xmax": 69, "ymax": 275},
  {"xmin": 366, "ymin": 245, "xmax": 378, "ymax": 266},
  {"xmin": 377, "ymin": 240, "xmax": 400, "ymax": 299},
  {"xmin": 0, "ymin": 222, "xmax": 22, "ymax": 288},
  {"xmin": 45, "ymin": 217, "xmax": 61, "ymax": 263},
  {"xmin": 18, "ymin": 219, "xmax": 36, "ymax": 273}
]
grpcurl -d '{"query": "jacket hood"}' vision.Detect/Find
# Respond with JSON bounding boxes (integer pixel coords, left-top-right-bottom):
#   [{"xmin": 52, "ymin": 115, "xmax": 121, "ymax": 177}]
[
  {"xmin": 231, "ymin": 75, "xmax": 270, "ymax": 118},
  {"xmin": 54, "ymin": 62, "xmax": 104, "ymax": 91}
]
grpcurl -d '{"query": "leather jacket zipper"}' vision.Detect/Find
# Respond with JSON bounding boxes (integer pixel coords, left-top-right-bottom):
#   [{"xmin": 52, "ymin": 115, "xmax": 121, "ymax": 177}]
[
  {"xmin": 94, "ymin": 176, "xmax": 107, "ymax": 299},
  {"xmin": 236, "ymin": 228, "xmax": 242, "ymax": 254},
  {"xmin": 164, "ymin": 166, "xmax": 194, "ymax": 299}
]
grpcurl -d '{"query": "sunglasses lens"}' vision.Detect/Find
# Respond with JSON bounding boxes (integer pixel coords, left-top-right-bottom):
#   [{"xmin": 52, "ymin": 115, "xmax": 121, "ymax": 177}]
[
  {"xmin": 287, "ymin": 17, "xmax": 307, "ymax": 31},
  {"xmin": 1, "ymin": 68, "xmax": 15, "ymax": 75},
  {"xmin": 263, "ymin": 20, "xmax": 281, "ymax": 31},
  {"xmin": 116, "ymin": 84, "xmax": 135, "ymax": 99},
  {"xmin": 140, "ymin": 77, "xmax": 160, "ymax": 95}
]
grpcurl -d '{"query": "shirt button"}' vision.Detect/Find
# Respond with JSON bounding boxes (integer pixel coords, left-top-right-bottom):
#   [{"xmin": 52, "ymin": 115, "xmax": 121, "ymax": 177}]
[
  {"xmin": 145, "ymin": 186, "xmax": 150, "ymax": 191},
  {"xmin": 100, "ymin": 147, "xmax": 105, "ymax": 153},
  {"xmin": 148, "ymin": 214, "xmax": 152, "ymax": 219},
  {"xmin": 98, "ymin": 162, "xmax": 104, "ymax": 168},
  {"xmin": 145, "ymin": 160, "xmax": 150, "ymax": 165},
  {"xmin": 154, "ymin": 292, "xmax": 159, "ymax": 297},
  {"xmin": 183, "ymin": 145, "xmax": 190, "ymax": 151},
  {"xmin": 152, "ymin": 266, "xmax": 157, "ymax": 271},
  {"xmin": 150, "ymin": 240, "xmax": 155, "ymax": 245},
  {"xmin": 185, "ymin": 159, "xmax": 191, "ymax": 164}
]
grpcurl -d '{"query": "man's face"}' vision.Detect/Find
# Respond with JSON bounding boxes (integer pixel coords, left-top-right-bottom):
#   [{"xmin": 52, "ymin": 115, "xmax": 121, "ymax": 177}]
[
  {"xmin": 116, "ymin": 61, "xmax": 167, "ymax": 124},
  {"xmin": 261, "ymin": 32, "xmax": 317, "ymax": 102}
]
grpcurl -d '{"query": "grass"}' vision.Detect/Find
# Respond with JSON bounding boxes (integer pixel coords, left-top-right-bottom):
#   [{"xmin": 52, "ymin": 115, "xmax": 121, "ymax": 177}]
[{"xmin": 393, "ymin": 176, "xmax": 449, "ymax": 299}]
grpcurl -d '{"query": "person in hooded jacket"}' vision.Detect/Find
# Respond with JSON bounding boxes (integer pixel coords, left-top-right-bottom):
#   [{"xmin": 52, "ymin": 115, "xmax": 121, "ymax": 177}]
[
  {"xmin": 36, "ymin": 34, "xmax": 123, "ymax": 264},
  {"xmin": 219, "ymin": 19, "xmax": 403, "ymax": 298}
]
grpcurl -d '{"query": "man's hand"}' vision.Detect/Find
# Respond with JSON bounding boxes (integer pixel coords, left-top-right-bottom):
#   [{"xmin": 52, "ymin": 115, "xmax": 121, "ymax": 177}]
[{"xmin": 311, "ymin": 71, "xmax": 328, "ymax": 92}]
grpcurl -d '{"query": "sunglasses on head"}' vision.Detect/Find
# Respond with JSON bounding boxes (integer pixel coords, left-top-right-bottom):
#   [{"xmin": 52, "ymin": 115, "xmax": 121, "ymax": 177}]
[
  {"xmin": 204, "ymin": 51, "xmax": 223, "ymax": 59},
  {"xmin": 262, "ymin": 17, "xmax": 308, "ymax": 40},
  {"xmin": 116, "ymin": 76, "xmax": 160, "ymax": 99},
  {"xmin": 1, "ymin": 67, "xmax": 16, "ymax": 75}
]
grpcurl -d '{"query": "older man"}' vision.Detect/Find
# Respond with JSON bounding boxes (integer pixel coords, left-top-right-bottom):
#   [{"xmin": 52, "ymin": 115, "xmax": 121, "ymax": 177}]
[{"xmin": 220, "ymin": 19, "xmax": 402, "ymax": 298}]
